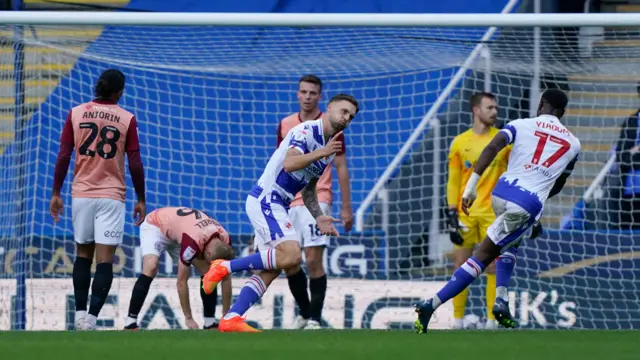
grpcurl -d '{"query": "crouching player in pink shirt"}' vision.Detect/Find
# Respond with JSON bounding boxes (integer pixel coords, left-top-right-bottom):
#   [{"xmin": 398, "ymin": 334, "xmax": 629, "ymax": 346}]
[{"xmin": 124, "ymin": 207, "xmax": 234, "ymax": 330}]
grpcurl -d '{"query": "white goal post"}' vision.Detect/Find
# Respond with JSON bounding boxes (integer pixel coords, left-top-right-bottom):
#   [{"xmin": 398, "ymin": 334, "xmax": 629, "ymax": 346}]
[
  {"xmin": 0, "ymin": 11, "xmax": 640, "ymax": 27},
  {"xmin": 1, "ymin": 10, "xmax": 639, "ymax": 331}
]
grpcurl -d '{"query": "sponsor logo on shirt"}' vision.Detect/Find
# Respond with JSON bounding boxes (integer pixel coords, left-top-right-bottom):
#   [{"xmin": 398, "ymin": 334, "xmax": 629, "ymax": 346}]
[{"xmin": 182, "ymin": 246, "xmax": 196, "ymax": 262}]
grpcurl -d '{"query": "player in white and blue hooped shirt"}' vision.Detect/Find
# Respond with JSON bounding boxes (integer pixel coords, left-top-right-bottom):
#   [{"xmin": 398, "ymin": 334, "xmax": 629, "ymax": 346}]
[
  {"xmin": 201, "ymin": 93, "xmax": 359, "ymax": 332},
  {"xmin": 415, "ymin": 88, "xmax": 581, "ymax": 333}
]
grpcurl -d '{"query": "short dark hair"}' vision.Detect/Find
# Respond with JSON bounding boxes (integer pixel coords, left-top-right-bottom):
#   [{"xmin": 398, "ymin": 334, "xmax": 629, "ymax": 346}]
[
  {"xmin": 541, "ymin": 88, "xmax": 568, "ymax": 110},
  {"xmin": 298, "ymin": 74, "xmax": 323, "ymax": 92},
  {"xmin": 469, "ymin": 92, "xmax": 496, "ymax": 112},
  {"xmin": 329, "ymin": 93, "xmax": 359, "ymax": 114},
  {"xmin": 95, "ymin": 69, "xmax": 125, "ymax": 99}
]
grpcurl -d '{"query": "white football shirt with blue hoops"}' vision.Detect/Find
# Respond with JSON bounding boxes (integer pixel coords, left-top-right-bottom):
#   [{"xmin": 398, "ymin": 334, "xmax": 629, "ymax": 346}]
[
  {"xmin": 487, "ymin": 114, "xmax": 581, "ymax": 249},
  {"xmin": 247, "ymin": 118, "xmax": 335, "ymax": 250}
]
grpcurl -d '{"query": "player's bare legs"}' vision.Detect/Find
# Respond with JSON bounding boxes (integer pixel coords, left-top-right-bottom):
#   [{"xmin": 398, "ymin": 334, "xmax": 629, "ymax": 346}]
[
  {"xmin": 73, "ymin": 243, "xmax": 94, "ymax": 329},
  {"xmin": 83, "ymin": 244, "xmax": 118, "ymax": 329},
  {"xmin": 125, "ymin": 254, "xmax": 159, "ymax": 330},
  {"xmin": 305, "ymin": 245, "xmax": 327, "ymax": 329}
]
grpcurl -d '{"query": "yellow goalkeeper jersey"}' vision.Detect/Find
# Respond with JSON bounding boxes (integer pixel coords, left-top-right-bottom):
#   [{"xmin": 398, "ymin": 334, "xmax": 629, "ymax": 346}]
[{"xmin": 447, "ymin": 127, "xmax": 511, "ymax": 216}]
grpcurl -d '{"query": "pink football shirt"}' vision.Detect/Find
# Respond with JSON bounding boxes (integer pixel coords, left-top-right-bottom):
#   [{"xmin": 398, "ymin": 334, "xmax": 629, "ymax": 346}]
[
  {"xmin": 69, "ymin": 100, "xmax": 135, "ymax": 201},
  {"xmin": 277, "ymin": 112, "xmax": 346, "ymax": 207},
  {"xmin": 146, "ymin": 207, "xmax": 230, "ymax": 265}
]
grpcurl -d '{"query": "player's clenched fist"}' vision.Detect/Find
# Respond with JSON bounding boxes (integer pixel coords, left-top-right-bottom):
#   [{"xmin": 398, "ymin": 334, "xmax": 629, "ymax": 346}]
[
  {"xmin": 316, "ymin": 215, "xmax": 340, "ymax": 237},
  {"xmin": 49, "ymin": 194, "xmax": 64, "ymax": 223},
  {"xmin": 321, "ymin": 131, "xmax": 343, "ymax": 157}
]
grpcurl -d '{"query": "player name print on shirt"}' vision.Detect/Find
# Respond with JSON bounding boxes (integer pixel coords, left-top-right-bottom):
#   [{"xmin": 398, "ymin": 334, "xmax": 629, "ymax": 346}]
[
  {"xmin": 536, "ymin": 121, "xmax": 570, "ymax": 136},
  {"xmin": 82, "ymin": 109, "xmax": 122, "ymax": 123}
]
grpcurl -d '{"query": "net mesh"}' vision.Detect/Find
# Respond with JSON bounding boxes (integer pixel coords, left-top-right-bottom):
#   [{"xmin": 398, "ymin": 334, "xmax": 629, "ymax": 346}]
[{"xmin": 0, "ymin": 23, "xmax": 638, "ymax": 330}]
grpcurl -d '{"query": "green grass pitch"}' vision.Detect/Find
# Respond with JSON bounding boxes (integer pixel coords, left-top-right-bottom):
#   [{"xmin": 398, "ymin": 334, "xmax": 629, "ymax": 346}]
[{"xmin": 1, "ymin": 330, "xmax": 637, "ymax": 360}]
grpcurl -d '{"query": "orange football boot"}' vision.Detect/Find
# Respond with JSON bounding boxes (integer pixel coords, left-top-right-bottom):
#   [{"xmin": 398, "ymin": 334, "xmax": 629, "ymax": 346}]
[
  {"xmin": 202, "ymin": 259, "xmax": 229, "ymax": 295},
  {"xmin": 219, "ymin": 316, "xmax": 261, "ymax": 333}
]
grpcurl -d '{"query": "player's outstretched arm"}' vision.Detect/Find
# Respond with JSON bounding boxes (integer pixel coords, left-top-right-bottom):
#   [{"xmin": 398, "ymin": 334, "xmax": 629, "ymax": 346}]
[
  {"xmin": 176, "ymin": 260, "xmax": 198, "ymax": 329},
  {"xmin": 125, "ymin": 116, "xmax": 147, "ymax": 226},
  {"xmin": 333, "ymin": 153, "xmax": 353, "ymax": 231},
  {"xmin": 50, "ymin": 112, "xmax": 75, "ymax": 223},
  {"xmin": 283, "ymin": 131, "xmax": 343, "ymax": 173},
  {"xmin": 302, "ymin": 177, "xmax": 340, "ymax": 236},
  {"xmin": 474, "ymin": 131, "xmax": 509, "ymax": 177},
  {"xmin": 461, "ymin": 132, "xmax": 509, "ymax": 215}
]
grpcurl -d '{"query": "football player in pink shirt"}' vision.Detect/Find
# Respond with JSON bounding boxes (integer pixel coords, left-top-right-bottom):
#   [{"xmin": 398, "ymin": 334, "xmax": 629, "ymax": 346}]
[
  {"xmin": 124, "ymin": 207, "xmax": 234, "ymax": 330},
  {"xmin": 276, "ymin": 75, "xmax": 353, "ymax": 330},
  {"xmin": 50, "ymin": 69, "xmax": 146, "ymax": 330}
]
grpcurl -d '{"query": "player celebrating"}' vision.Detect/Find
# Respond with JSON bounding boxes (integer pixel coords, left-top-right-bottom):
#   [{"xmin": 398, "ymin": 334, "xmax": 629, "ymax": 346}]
[
  {"xmin": 50, "ymin": 69, "xmax": 146, "ymax": 330},
  {"xmin": 124, "ymin": 207, "xmax": 233, "ymax": 330},
  {"xmin": 446, "ymin": 92, "xmax": 509, "ymax": 329},
  {"xmin": 277, "ymin": 75, "xmax": 353, "ymax": 330},
  {"xmin": 202, "ymin": 93, "xmax": 359, "ymax": 332},
  {"xmin": 415, "ymin": 88, "xmax": 580, "ymax": 333}
]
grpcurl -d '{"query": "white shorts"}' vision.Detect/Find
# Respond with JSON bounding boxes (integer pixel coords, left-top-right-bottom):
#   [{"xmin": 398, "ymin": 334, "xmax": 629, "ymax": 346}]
[
  {"xmin": 246, "ymin": 193, "xmax": 297, "ymax": 252},
  {"xmin": 139, "ymin": 220, "xmax": 179, "ymax": 261},
  {"xmin": 289, "ymin": 202, "xmax": 331, "ymax": 248},
  {"xmin": 486, "ymin": 196, "xmax": 541, "ymax": 251},
  {"xmin": 72, "ymin": 197, "xmax": 125, "ymax": 246}
]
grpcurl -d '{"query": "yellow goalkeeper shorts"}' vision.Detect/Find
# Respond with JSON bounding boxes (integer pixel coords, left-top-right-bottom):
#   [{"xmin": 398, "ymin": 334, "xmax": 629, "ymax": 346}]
[{"xmin": 454, "ymin": 214, "xmax": 495, "ymax": 249}]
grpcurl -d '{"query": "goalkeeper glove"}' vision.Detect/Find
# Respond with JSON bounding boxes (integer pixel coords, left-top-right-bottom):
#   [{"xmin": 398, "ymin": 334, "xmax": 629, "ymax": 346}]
[
  {"xmin": 530, "ymin": 221, "xmax": 543, "ymax": 239},
  {"xmin": 446, "ymin": 209, "xmax": 464, "ymax": 245}
]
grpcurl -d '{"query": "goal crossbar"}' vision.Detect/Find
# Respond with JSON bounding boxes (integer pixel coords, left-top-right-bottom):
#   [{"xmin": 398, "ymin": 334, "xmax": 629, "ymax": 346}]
[{"xmin": 1, "ymin": 11, "xmax": 640, "ymax": 27}]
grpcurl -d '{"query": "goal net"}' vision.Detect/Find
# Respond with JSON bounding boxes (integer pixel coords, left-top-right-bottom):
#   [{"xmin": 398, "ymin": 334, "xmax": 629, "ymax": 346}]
[{"xmin": 0, "ymin": 19, "xmax": 638, "ymax": 330}]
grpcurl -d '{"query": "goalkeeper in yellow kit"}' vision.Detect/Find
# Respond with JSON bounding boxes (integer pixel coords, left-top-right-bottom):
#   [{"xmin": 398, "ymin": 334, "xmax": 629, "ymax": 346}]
[{"xmin": 446, "ymin": 92, "xmax": 510, "ymax": 329}]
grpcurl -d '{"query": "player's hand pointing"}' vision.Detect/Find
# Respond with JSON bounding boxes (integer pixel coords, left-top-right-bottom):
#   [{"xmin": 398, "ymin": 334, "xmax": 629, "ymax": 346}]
[
  {"xmin": 133, "ymin": 200, "xmax": 146, "ymax": 226},
  {"xmin": 316, "ymin": 215, "xmax": 341, "ymax": 237},
  {"xmin": 49, "ymin": 195, "xmax": 63, "ymax": 223},
  {"xmin": 322, "ymin": 131, "xmax": 343, "ymax": 157}
]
